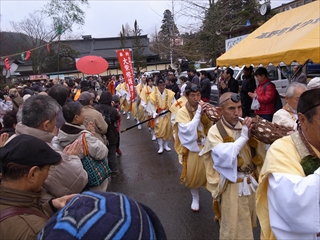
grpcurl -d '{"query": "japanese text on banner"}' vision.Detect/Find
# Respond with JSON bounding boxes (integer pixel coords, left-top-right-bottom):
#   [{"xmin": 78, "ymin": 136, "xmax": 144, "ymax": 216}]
[{"xmin": 116, "ymin": 49, "xmax": 136, "ymax": 101}]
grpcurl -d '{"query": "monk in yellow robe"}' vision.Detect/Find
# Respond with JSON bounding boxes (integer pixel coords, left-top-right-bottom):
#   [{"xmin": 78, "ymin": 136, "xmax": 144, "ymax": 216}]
[
  {"xmin": 174, "ymin": 83, "xmax": 212, "ymax": 211},
  {"xmin": 272, "ymin": 82, "xmax": 307, "ymax": 130},
  {"xmin": 140, "ymin": 77, "xmax": 156, "ymax": 140},
  {"xmin": 200, "ymin": 92, "xmax": 266, "ymax": 240},
  {"xmin": 147, "ymin": 78, "xmax": 175, "ymax": 153},
  {"xmin": 131, "ymin": 76, "xmax": 147, "ymax": 129},
  {"xmin": 116, "ymin": 77, "xmax": 131, "ymax": 119},
  {"xmin": 257, "ymin": 88, "xmax": 320, "ymax": 240}
]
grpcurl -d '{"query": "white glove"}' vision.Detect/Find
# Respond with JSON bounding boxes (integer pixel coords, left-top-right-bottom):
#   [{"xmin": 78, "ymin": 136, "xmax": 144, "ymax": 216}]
[
  {"xmin": 153, "ymin": 113, "xmax": 158, "ymax": 119},
  {"xmin": 233, "ymin": 125, "xmax": 249, "ymax": 152}
]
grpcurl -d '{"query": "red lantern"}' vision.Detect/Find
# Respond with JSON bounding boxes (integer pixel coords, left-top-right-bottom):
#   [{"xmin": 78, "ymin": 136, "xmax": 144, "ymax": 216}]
[
  {"xmin": 4, "ymin": 58, "xmax": 10, "ymax": 71},
  {"xmin": 46, "ymin": 44, "xmax": 50, "ymax": 53},
  {"xmin": 25, "ymin": 51, "xmax": 31, "ymax": 60}
]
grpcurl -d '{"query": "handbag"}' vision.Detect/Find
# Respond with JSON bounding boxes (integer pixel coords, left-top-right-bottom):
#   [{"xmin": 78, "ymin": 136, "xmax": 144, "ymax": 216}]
[
  {"xmin": 81, "ymin": 133, "xmax": 111, "ymax": 188},
  {"xmin": 251, "ymin": 96, "xmax": 260, "ymax": 110}
]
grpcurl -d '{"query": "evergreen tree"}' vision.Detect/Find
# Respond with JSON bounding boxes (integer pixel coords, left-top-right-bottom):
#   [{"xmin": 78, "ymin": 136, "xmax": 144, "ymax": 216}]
[
  {"xmin": 198, "ymin": 0, "xmax": 267, "ymax": 64},
  {"xmin": 119, "ymin": 25, "xmax": 126, "ymax": 49},
  {"xmin": 157, "ymin": 9, "xmax": 180, "ymax": 60},
  {"xmin": 132, "ymin": 20, "xmax": 145, "ymax": 69}
]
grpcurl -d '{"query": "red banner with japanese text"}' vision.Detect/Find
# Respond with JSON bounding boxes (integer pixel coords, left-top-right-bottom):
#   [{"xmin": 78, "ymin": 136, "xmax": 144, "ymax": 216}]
[{"xmin": 116, "ymin": 49, "xmax": 136, "ymax": 101}]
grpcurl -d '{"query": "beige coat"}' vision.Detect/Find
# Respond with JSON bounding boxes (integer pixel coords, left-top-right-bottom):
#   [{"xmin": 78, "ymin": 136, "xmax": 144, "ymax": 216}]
[
  {"xmin": 14, "ymin": 122, "xmax": 88, "ymax": 203},
  {"xmin": 82, "ymin": 105, "xmax": 108, "ymax": 145}
]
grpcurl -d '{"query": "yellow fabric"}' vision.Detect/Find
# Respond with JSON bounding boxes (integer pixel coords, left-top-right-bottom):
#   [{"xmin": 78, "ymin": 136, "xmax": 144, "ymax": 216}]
[
  {"xmin": 202, "ymin": 121, "xmax": 266, "ymax": 239},
  {"xmin": 148, "ymin": 88, "xmax": 175, "ymax": 140},
  {"xmin": 174, "ymin": 106, "xmax": 211, "ymax": 188},
  {"xmin": 135, "ymin": 83, "xmax": 145, "ymax": 98},
  {"xmin": 256, "ymin": 135, "xmax": 320, "ymax": 240},
  {"xmin": 131, "ymin": 101, "xmax": 145, "ymax": 122},
  {"xmin": 131, "ymin": 83, "xmax": 146, "ymax": 121},
  {"xmin": 169, "ymin": 96, "xmax": 188, "ymax": 115},
  {"xmin": 217, "ymin": 1, "xmax": 320, "ymax": 67},
  {"xmin": 140, "ymin": 86, "xmax": 154, "ymax": 104},
  {"xmin": 116, "ymin": 82, "xmax": 130, "ymax": 112}
]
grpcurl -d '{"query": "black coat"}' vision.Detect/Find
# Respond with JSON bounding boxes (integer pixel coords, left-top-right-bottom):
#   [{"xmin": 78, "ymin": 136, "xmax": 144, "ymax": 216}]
[
  {"xmin": 240, "ymin": 76, "xmax": 257, "ymax": 116},
  {"xmin": 221, "ymin": 77, "xmax": 239, "ymax": 94},
  {"xmin": 170, "ymin": 83, "xmax": 180, "ymax": 99},
  {"xmin": 95, "ymin": 93, "xmax": 120, "ymax": 145},
  {"xmin": 200, "ymin": 77, "xmax": 211, "ymax": 99}
]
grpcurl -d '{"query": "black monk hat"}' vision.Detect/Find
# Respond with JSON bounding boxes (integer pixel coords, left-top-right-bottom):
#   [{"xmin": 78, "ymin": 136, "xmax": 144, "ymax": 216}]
[{"xmin": 0, "ymin": 134, "xmax": 62, "ymax": 168}]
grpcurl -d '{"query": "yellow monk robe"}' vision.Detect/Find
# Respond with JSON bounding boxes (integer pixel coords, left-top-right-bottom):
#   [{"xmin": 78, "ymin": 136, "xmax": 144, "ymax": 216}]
[
  {"xmin": 116, "ymin": 82, "xmax": 131, "ymax": 113},
  {"xmin": 174, "ymin": 106, "xmax": 212, "ymax": 188},
  {"xmin": 200, "ymin": 120, "xmax": 266, "ymax": 240},
  {"xmin": 131, "ymin": 83, "xmax": 146, "ymax": 122},
  {"xmin": 140, "ymin": 85, "xmax": 155, "ymax": 128},
  {"xmin": 169, "ymin": 96, "xmax": 188, "ymax": 116},
  {"xmin": 256, "ymin": 133, "xmax": 320, "ymax": 240},
  {"xmin": 140, "ymin": 85, "xmax": 154, "ymax": 105},
  {"xmin": 148, "ymin": 88, "xmax": 175, "ymax": 140}
]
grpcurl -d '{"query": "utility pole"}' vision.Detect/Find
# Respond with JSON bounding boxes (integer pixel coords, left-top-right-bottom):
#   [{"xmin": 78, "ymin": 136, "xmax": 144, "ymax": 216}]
[{"xmin": 171, "ymin": 0, "xmax": 174, "ymax": 69}]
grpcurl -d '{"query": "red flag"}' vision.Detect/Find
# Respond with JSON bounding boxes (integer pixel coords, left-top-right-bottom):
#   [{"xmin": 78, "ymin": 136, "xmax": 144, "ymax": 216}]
[
  {"xmin": 25, "ymin": 51, "xmax": 31, "ymax": 60},
  {"xmin": 46, "ymin": 44, "xmax": 51, "ymax": 53},
  {"xmin": 116, "ymin": 49, "xmax": 136, "ymax": 101},
  {"xmin": 4, "ymin": 58, "xmax": 10, "ymax": 70}
]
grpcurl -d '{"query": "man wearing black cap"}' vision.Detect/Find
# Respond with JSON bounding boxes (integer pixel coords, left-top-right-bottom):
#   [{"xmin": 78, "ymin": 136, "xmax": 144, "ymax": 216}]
[
  {"xmin": 0, "ymin": 135, "xmax": 76, "ymax": 240},
  {"xmin": 147, "ymin": 78, "xmax": 175, "ymax": 154},
  {"xmin": 15, "ymin": 95, "xmax": 87, "ymax": 203}
]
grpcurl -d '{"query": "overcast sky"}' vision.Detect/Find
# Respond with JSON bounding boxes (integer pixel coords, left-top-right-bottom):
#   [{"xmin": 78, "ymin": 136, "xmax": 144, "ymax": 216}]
[{"xmin": 0, "ymin": 0, "xmax": 293, "ymax": 39}]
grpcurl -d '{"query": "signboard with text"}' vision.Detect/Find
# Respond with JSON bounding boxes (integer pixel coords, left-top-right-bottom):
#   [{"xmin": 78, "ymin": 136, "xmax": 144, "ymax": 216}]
[
  {"xmin": 29, "ymin": 74, "xmax": 48, "ymax": 81},
  {"xmin": 116, "ymin": 49, "xmax": 136, "ymax": 101},
  {"xmin": 225, "ymin": 34, "xmax": 249, "ymax": 52}
]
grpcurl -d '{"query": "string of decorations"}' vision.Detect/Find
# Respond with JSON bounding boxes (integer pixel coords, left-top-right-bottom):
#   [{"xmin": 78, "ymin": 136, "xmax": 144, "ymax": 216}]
[{"xmin": 1, "ymin": 42, "xmax": 53, "ymax": 71}]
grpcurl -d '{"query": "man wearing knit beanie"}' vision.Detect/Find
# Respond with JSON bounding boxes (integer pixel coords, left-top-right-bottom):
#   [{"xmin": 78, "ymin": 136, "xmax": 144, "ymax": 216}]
[{"xmin": 38, "ymin": 191, "xmax": 167, "ymax": 240}]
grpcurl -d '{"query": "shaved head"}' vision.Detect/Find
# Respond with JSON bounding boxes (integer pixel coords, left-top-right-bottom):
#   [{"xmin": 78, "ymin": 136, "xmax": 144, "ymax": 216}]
[{"xmin": 219, "ymin": 92, "xmax": 233, "ymax": 107}]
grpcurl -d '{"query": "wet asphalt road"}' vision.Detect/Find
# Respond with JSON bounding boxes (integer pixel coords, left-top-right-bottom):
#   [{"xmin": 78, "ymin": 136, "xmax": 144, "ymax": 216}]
[{"xmin": 108, "ymin": 115, "xmax": 260, "ymax": 240}]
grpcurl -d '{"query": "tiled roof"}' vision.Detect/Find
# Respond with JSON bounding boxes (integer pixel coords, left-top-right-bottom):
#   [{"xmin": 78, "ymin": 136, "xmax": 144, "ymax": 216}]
[{"xmin": 60, "ymin": 35, "xmax": 157, "ymax": 59}]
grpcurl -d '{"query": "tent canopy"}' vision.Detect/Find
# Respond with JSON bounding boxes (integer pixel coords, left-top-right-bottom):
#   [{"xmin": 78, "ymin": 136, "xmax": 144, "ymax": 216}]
[{"xmin": 217, "ymin": 1, "xmax": 320, "ymax": 67}]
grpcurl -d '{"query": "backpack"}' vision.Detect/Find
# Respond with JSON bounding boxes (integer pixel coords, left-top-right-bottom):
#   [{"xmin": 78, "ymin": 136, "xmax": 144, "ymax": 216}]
[
  {"xmin": 101, "ymin": 108, "xmax": 118, "ymax": 143},
  {"xmin": 263, "ymin": 82, "xmax": 283, "ymax": 112}
]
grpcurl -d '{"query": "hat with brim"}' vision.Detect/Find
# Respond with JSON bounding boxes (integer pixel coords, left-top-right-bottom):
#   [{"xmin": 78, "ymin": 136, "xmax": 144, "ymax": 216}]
[
  {"xmin": 78, "ymin": 92, "xmax": 95, "ymax": 101},
  {"xmin": 0, "ymin": 134, "xmax": 62, "ymax": 168}
]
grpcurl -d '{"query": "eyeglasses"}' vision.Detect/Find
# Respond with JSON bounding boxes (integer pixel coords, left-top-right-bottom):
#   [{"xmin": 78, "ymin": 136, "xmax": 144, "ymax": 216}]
[
  {"xmin": 300, "ymin": 103, "xmax": 320, "ymax": 114},
  {"xmin": 219, "ymin": 93, "xmax": 241, "ymax": 105}
]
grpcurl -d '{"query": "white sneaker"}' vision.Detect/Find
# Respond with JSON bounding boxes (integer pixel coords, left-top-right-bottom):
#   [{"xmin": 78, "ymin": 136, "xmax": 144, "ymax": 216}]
[
  {"xmin": 123, "ymin": 111, "xmax": 126, "ymax": 115},
  {"xmin": 126, "ymin": 113, "xmax": 130, "ymax": 120},
  {"xmin": 138, "ymin": 125, "xmax": 142, "ymax": 130}
]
